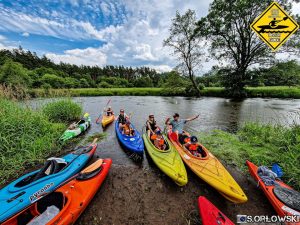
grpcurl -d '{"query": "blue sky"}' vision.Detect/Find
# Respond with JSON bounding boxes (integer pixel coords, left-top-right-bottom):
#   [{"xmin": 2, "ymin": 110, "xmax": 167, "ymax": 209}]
[{"xmin": 0, "ymin": 0, "xmax": 299, "ymax": 72}]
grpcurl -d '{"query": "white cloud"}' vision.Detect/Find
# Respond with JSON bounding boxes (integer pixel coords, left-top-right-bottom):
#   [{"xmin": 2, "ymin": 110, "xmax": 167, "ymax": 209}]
[
  {"xmin": 148, "ymin": 65, "xmax": 172, "ymax": 73},
  {"xmin": 46, "ymin": 47, "xmax": 107, "ymax": 66},
  {"xmin": 22, "ymin": 32, "xmax": 30, "ymax": 37},
  {"xmin": 0, "ymin": 34, "xmax": 6, "ymax": 41}
]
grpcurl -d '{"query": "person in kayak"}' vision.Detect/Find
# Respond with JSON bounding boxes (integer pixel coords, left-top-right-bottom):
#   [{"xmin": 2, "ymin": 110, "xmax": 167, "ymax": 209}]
[
  {"xmin": 151, "ymin": 130, "xmax": 166, "ymax": 150},
  {"xmin": 165, "ymin": 113, "xmax": 199, "ymax": 140},
  {"xmin": 184, "ymin": 136, "xmax": 204, "ymax": 157},
  {"xmin": 146, "ymin": 114, "xmax": 160, "ymax": 138},
  {"xmin": 123, "ymin": 120, "xmax": 135, "ymax": 136},
  {"xmin": 105, "ymin": 106, "xmax": 114, "ymax": 116},
  {"xmin": 118, "ymin": 109, "xmax": 130, "ymax": 131}
]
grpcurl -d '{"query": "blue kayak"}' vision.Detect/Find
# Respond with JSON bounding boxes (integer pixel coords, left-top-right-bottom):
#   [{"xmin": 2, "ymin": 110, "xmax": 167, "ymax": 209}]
[
  {"xmin": 0, "ymin": 143, "xmax": 97, "ymax": 223},
  {"xmin": 115, "ymin": 121, "xmax": 144, "ymax": 155}
]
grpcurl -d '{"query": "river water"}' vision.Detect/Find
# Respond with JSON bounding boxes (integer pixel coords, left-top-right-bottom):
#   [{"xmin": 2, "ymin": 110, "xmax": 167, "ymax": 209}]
[{"xmin": 30, "ymin": 96, "xmax": 300, "ymax": 166}]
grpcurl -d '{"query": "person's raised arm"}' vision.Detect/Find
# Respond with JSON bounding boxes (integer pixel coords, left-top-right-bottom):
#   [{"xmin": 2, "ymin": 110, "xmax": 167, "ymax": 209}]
[
  {"xmin": 186, "ymin": 114, "xmax": 199, "ymax": 122},
  {"xmin": 165, "ymin": 117, "xmax": 171, "ymax": 125}
]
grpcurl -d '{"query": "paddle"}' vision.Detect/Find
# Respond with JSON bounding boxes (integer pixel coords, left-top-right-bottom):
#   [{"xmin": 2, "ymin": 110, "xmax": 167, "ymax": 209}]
[
  {"xmin": 75, "ymin": 112, "xmax": 89, "ymax": 126},
  {"xmin": 96, "ymin": 99, "xmax": 111, "ymax": 124}
]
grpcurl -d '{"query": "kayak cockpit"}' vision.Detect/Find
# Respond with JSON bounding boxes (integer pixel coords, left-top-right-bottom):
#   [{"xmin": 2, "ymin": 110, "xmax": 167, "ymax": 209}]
[{"xmin": 15, "ymin": 158, "xmax": 67, "ymax": 188}]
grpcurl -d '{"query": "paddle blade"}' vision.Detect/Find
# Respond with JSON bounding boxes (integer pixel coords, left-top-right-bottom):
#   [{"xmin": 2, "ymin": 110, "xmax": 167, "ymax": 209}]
[{"xmin": 81, "ymin": 159, "xmax": 103, "ymax": 174}]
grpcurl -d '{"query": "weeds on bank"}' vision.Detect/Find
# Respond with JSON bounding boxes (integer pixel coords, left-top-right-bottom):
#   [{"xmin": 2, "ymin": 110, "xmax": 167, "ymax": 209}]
[{"xmin": 200, "ymin": 122, "xmax": 300, "ymax": 190}]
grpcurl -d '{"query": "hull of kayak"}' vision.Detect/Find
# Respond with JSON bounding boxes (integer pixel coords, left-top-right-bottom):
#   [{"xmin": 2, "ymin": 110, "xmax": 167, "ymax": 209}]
[
  {"xmin": 142, "ymin": 133, "xmax": 187, "ymax": 186},
  {"xmin": 60, "ymin": 116, "xmax": 91, "ymax": 142},
  {"xmin": 167, "ymin": 131, "xmax": 247, "ymax": 203},
  {"xmin": 3, "ymin": 158, "xmax": 112, "ymax": 225},
  {"xmin": 101, "ymin": 115, "xmax": 115, "ymax": 128},
  {"xmin": 246, "ymin": 160, "xmax": 300, "ymax": 225},
  {"xmin": 0, "ymin": 143, "xmax": 97, "ymax": 223},
  {"xmin": 115, "ymin": 121, "xmax": 144, "ymax": 155},
  {"xmin": 198, "ymin": 196, "xmax": 234, "ymax": 225}
]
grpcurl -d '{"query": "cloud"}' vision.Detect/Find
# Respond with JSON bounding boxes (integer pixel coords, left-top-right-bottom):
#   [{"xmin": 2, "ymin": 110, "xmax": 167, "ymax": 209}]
[
  {"xmin": 0, "ymin": 34, "xmax": 6, "ymax": 41},
  {"xmin": 46, "ymin": 47, "xmax": 107, "ymax": 66},
  {"xmin": 22, "ymin": 32, "xmax": 30, "ymax": 37}
]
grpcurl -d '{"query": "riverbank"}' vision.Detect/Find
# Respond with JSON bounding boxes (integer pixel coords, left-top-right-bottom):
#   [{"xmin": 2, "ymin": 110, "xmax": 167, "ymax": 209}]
[
  {"xmin": 0, "ymin": 98, "xmax": 83, "ymax": 185},
  {"xmin": 200, "ymin": 122, "xmax": 300, "ymax": 191},
  {"xmin": 28, "ymin": 86, "xmax": 300, "ymax": 98}
]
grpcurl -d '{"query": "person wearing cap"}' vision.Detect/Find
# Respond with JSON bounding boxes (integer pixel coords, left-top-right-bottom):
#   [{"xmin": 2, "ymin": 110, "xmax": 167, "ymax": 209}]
[
  {"xmin": 118, "ymin": 109, "xmax": 129, "ymax": 131},
  {"xmin": 146, "ymin": 114, "xmax": 160, "ymax": 138},
  {"xmin": 184, "ymin": 136, "xmax": 202, "ymax": 157},
  {"xmin": 105, "ymin": 106, "xmax": 114, "ymax": 116},
  {"xmin": 165, "ymin": 113, "xmax": 199, "ymax": 138}
]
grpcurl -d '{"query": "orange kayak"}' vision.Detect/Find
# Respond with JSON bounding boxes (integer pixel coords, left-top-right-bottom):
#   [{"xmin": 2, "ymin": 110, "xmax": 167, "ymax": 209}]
[
  {"xmin": 3, "ymin": 158, "xmax": 112, "ymax": 225},
  {"xmin": 246, "ymin": 160, "xmax": 300, "ymax": 225},
  {"xmin": 101, "ymin": 115, "xmax": 115, "ymax": 127},
  {"xmin": 168, "ymin": 131, "xmax": 247, "ymax": 203}
]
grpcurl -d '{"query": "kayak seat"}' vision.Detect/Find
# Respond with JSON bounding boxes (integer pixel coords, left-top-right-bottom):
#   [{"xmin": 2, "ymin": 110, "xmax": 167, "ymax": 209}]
[
  {"xmin": 273, "ymin": 186, "xmax": 300, "ymax": 211},
  {"xmin": 15, "ymin": 159, "xmax": 67, "ymax": 187},
  {"xmin": 36, "ymin": 192, "xmax": 65, "ymax": 214},
  {"xmin": 16, "ymin": 192, "xmax": 65, "ymax": 225}
]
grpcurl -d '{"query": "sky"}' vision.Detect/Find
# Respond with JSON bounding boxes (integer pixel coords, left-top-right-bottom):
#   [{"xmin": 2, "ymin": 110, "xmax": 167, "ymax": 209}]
[{"xmin": 0, "ymin": 0, "xmax": 299, "ymax": 73}]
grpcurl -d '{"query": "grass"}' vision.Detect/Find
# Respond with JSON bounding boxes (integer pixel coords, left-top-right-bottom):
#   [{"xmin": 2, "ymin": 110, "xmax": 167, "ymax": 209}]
[
  {"xmin": 0, "ymin": 99, "xmax": 65, "ymax": 184},
  {"xmin": 42, "ymin": 99, "xmax": 82, "ymax": 123},
  {"xmin": 28, "ymin": 86, "xmax": 300, "ymax": 98},
  {"xmin": 83, "ymin": 132, "xmax": 107, "ymax": 144},
  {"xmin": 199, "ymin": 122, "xmax": 300, "ymax": 190}
]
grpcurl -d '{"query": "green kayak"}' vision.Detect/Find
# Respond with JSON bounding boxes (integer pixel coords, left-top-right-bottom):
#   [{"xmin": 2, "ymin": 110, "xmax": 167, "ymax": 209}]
[
  {"xmin": 60, "ymin": 113, "xmax": 91, "ymax": 142},
  {"xmin": 142, "ymin": 133, "xmax": 187, "ymax": 186}
]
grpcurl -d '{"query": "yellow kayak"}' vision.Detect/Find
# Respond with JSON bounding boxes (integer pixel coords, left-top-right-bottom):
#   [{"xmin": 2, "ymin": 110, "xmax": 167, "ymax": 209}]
[
  {"xmin": 101, "ymin": 115, "xmax": 115, "ymax": 128},
  {"xmin": 143, "ymin": 133, "xmax": 188, "ymax": 186},
  {"xmin": 167, "ymin": 131, "xmax": 247, "ymax": 203}
]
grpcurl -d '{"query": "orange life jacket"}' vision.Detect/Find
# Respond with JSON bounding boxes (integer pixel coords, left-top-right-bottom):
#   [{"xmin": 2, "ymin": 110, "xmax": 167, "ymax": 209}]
[
  {"xmin": 151, "ymin": 134, "xmax": 157, "ymax": 140},
  {"xmin": 189, "ymin": 144, "xmax": 198, "ymax": 151},
  {"xmin": 124, "ymin": 125, "xmax": 131, "ymax": 135},
  {"xmin": 158, "ymin": 138, "xmax": 164, "ymax": 146}
]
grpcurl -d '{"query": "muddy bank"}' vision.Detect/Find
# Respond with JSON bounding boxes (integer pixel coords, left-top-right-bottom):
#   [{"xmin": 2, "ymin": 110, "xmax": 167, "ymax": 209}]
[{"xmin": 76, "ymin": 161, "xmax": 278, "ymax": 225}]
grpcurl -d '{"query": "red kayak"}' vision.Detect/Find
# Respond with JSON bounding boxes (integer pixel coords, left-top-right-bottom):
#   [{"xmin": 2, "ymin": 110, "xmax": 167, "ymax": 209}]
[
  {"xmin": 198, "ymin": 196, "xmax": 234, "ymax": 225},
  {"xmin": 246, "ymin": 160, "xmax": 300, "ymax": 225}
]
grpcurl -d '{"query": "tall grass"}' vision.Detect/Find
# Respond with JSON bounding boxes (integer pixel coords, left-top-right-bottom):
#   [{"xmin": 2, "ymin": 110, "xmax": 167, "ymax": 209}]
[
  {"xmin": 42, "ymin": 99, "xmax": 82, "ymax": 123},
  {"xmin": 200, "ymin": 122, "xmax": 300, "ymax": 190},
  {"xmin": 0, "ymin": 99, "xmax": 66, "ymax": 184}
]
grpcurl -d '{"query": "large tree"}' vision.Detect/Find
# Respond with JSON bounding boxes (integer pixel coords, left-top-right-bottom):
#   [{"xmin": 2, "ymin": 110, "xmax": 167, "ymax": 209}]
[
  {"xmin": 164, "ymin": 9, "xmax": 204, "ymax": 96},
  {"xmin": 196, "ymin": 0, "xmax": 300, "ymax": 97}
]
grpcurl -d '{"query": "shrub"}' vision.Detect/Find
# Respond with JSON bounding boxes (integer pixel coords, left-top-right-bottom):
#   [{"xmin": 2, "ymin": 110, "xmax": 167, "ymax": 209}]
[
  {"xmin": 42, "ymin": 99, "xmax": 82, "ymax": 123},
  {"xmin": 0, "ymin": 98, "xmax": 65, "ymax": 184}
]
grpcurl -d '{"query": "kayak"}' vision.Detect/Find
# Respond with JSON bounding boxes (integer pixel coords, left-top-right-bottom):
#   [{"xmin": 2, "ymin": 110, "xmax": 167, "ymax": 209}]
[
  {"xmin": 0, "ymin": 142, "xmax": 97, "ymax": 223},
  {"xmin": 101, "ymin": 114, "xmax": 115, "ymax": 128},
  {"xmin": 3, "ymin": 158, "xmax": 112, "ymax": 225},
  {"xmin": 167, "ymin": 131, "xmax": 247, "ymax": 203},
  {"xmin": 198, "ymin": 196, "xmax": 234, "ymax": 225},
  {"xmin": 60, "ymin": 114, "xmax": 91, "ymax": 142},
  {"xmin": 142, "ymin": 133, "xmax": 187, "ymax": 186},
  {"xmin": 246, "ymin": 160, "xmax": 300, "ymax": 224},
  {"xmin": 115, "ymin": 120, "xmax": 144, "ymax": 155}
]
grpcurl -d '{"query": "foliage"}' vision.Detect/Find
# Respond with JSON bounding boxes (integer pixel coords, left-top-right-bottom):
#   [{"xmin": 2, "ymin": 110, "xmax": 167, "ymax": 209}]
[
  {"xmin": 0, "ymin": 98, "xmax": 65, "ymax": 184},
  {"xmin": 201, "ymin": 122, "xmax": 300, "ymax": 190},
  {"xmin": 164, "ymin": 10, "xmax": 203, "ymax": 96},
  {"xmin": 42, "ymin": 99, "xmax": 82, "ymax": 123},
  {"xmin": 196, "ymin": 0, "xmax": 299, "ymax": 97},
  {"xmin": 40, "ymin": 73, "xmax": 65, "ymax": 88},
  {"xmin": 0, "ymin": 59, "xmax": 31, "ymax": 87}
]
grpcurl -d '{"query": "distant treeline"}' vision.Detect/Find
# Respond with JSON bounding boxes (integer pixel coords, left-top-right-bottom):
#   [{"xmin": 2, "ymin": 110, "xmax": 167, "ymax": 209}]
[
  {"xmin": 0, "ymin": 47, "xmax": 299, "ymax": 92},
  {"xmin": 0, "ymin": 47, "xmax": 167, "ymax": 89}
]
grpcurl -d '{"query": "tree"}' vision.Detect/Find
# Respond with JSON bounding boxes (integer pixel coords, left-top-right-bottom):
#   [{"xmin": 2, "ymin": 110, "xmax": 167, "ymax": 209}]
[
  {"xmin": 164, "ymin": 10, "xmax": 203, "ymax": 96},
  {"xmin": 40, "ymin": 74, "xmax": 65, "ymax": 88},
  {"xmin": 196, "ymin": 0, "xmax": 299, "ymax": 97},
  {"xmin": 0, "ymin": 59, "xmax": 31, "ymax": 87}
]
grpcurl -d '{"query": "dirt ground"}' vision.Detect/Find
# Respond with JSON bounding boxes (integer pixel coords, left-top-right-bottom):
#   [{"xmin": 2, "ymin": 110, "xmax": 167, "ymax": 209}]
[{"xmin": 76, "ymin": 156, "xmax": 278, "ymax": 225}]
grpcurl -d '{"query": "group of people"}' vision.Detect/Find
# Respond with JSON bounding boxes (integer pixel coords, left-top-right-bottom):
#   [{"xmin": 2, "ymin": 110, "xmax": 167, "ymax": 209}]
[{"xmin": 104, "ymin": 106, "xmax": 204, "ymax": 157}]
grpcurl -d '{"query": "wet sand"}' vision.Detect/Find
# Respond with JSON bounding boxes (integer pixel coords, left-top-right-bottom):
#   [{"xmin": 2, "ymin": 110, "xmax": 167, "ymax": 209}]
[{"xmin": 76, "ymin": 156, "xmax": 278, "ymax": 225}]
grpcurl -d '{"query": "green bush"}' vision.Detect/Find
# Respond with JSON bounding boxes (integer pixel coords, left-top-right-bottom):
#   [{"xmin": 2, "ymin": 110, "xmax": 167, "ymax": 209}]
[
  {"xmin": 42, "ymin": 99, "xmax": 82, "ymax": 123},
  {"xmin": 0, "ymin": 98, "xmax": 65, "ymax": 184}
]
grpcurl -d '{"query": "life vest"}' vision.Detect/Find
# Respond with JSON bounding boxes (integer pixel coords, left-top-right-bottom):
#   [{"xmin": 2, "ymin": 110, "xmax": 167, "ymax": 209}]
[
  {"xmin": 124, "ymin": 124, "xmax": 131, "ymax": 135},
  {"xmin": 151, "ymin": 134, "xmax": 157, "ymax": 140},
  {"xmin": 118, "ymin": 114, "xmax": 126, "ymax": 124},
  {"xmin": 189, "ymin": 144, "xmax": 198, "ymax": 151},
  {"xmin": 158, "ymin": 138, "xmax": 164, "ymax": 146}
]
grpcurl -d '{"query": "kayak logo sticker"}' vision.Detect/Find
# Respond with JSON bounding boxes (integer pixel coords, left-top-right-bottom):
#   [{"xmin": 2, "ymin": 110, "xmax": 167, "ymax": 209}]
[
  {"xmin": 29, "ymin": 182, "xmax": 54, "ymax": 202},
  {"xmin": 251, "ymin": 2, "xmax": 299, "ymax": 51}
]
